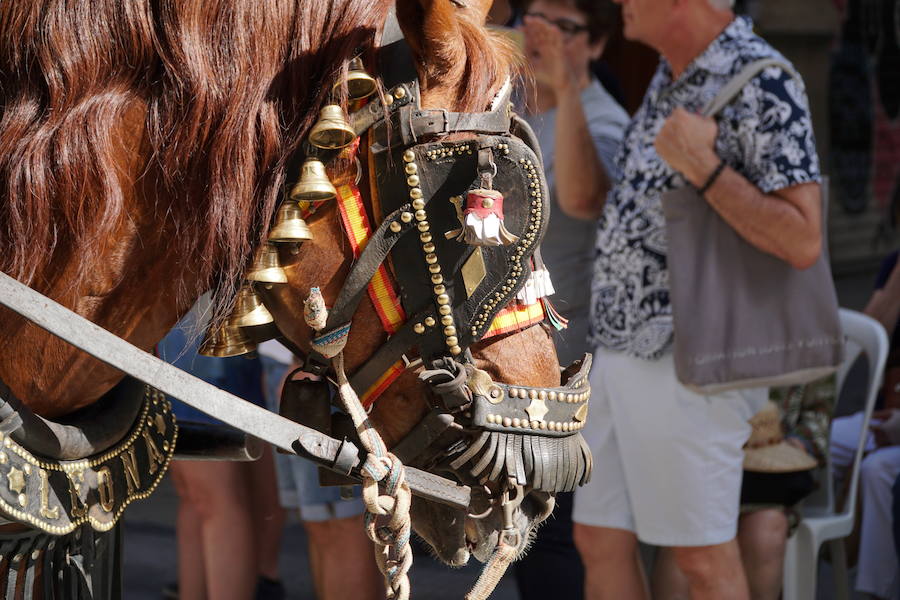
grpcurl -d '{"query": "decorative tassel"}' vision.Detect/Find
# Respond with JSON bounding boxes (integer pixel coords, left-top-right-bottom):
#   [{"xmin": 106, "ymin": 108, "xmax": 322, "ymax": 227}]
[
  {"xmin": 515, "ymin": 268, "xmax": 556, "ymax": 305},
  {"xmin": 446, "ymin": 190, "xmax": 519, "ymax": 247},
  {"xmin": 304, "ymin": 287, "xmax": 328, "ymax": 331},
  {"xmin": 540, "ymin": 297, "xmax": 569, "ymax": 331}
]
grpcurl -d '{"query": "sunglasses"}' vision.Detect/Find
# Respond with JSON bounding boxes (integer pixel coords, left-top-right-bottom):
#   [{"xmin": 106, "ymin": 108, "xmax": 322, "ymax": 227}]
[{"xmin": 525, "ymin": 11, "xmax": 590, "ymax": 38}]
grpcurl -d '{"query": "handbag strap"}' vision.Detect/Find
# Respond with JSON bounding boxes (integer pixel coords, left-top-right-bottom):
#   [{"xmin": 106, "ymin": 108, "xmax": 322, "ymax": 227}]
[{"xmin": 701, "ymin": 57, "xmax": 800, "ymax": 117}]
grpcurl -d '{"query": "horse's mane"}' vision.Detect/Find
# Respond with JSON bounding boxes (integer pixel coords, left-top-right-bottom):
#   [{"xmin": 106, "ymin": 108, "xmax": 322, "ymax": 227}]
[{"xmin": 0, "ymin": 0, "xmax": 516, "ymax": 316}]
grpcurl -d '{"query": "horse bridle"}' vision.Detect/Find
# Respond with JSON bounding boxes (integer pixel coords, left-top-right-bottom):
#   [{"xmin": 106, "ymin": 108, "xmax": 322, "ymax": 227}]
[{"xmin": 272, "ymin": 12, "xmax": 593, "ymax": 507}]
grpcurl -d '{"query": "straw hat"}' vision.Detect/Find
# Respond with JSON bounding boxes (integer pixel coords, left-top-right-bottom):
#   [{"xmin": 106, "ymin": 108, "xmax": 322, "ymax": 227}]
[{"xmin": 743, "ymin": 401, "xmax": 818, "ymax": 473}]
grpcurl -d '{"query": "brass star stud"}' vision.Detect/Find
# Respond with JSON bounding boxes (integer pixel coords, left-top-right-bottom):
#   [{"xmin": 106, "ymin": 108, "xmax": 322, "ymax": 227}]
[
  {"xmin": 7, "ymin": 467, "xmax": 25, "ymax": 495},
  {"xmin": 524, "ymin": 398, "xmax": 548, "ymax": 423}
]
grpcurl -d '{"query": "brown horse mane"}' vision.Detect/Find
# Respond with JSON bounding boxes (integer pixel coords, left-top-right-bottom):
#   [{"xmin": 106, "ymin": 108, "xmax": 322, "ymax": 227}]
[{"xmin": 0, "ymin": 0, "xmax": 517, "ymax": 320}]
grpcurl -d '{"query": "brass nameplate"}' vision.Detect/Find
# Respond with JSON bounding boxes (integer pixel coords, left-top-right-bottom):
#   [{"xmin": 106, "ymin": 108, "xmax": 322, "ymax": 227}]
[{"xmin": 0, "ymin": 388, "xmax": 177, "ymax": 534}]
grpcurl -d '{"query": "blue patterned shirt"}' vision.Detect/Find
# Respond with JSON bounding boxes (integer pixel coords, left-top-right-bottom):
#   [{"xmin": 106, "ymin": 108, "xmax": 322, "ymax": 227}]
[{"xmin": 589, "ymin": 17, "xmax": 821, "ymax": 360}]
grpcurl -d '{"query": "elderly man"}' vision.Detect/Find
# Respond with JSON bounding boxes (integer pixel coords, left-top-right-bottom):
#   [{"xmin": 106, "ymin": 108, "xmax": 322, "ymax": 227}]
[{"xmin": 562, "ymin": 0, "xmax": 823, "ymax": 599}]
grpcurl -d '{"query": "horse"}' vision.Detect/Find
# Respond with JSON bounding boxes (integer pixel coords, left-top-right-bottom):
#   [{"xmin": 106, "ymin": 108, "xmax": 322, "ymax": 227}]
[{"xmin": 0, "ymin": 0, "xmax": 592, "ymax": 595}]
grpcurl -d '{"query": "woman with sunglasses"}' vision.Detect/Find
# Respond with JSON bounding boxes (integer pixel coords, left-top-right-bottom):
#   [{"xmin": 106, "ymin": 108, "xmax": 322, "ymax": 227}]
[{"xmin": 512, "ymin": 2, "xmax": 629, "ymax": 599}]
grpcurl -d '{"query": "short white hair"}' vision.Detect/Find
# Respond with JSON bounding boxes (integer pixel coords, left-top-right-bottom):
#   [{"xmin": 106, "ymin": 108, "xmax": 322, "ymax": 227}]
[{"xmin": 708, "ymin": 0, "xmax": 735, "ymax": 8}]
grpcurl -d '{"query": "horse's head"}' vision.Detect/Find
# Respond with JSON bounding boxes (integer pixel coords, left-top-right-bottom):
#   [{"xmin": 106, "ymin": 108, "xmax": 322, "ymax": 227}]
[{"xmin": 252, "ymin": 0, "xmax": 593, "ymax": 566}]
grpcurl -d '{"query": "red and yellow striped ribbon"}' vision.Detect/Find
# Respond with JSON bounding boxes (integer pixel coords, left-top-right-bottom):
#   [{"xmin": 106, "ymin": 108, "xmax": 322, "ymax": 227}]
[
  {"xmin": 484, "ymin": 300, "xmax": 546, "ymax": 339},
  {"xmin": 334, "ymin": 181, "xmax": 407, "ymax": 406}
]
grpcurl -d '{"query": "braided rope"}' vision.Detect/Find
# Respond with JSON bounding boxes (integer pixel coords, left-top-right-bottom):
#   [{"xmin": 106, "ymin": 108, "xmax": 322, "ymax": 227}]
[{"xmin": 333, "ymin": 352, "xmax": 413, "ymax": 600}]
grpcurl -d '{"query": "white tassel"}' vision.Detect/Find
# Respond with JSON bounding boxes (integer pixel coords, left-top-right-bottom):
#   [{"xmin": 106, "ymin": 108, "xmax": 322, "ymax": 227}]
[{"xmin": 515, "ymin": 268, "xmax": 556, "ymax": 304}]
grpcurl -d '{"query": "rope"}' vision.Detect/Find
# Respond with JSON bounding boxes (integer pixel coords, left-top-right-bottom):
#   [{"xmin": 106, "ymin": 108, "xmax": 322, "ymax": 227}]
[
  {"xmin": 333, "ymin": 352, "xmax": 413, "ymax": 600},
  {"xmin": 463, "ymin": 537, "xmax": 518, "ymax": 600}
]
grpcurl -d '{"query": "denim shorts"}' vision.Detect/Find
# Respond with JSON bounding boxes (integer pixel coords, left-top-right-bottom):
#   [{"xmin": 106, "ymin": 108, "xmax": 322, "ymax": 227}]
[{"xmin": 260, "ymin": 356, "xmax": 365, "ymax": 522}]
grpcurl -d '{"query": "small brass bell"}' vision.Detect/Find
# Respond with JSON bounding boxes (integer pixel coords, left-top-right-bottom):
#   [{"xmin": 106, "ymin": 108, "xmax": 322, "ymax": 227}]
[
  {"xmin": 308, "ymin": 104, "xmax": 356, "ymax": 149},
  {"xmin": 269, "ymin": 201, "xmax": 313, "ymax": 243},
  {"xmin": 245, "ymin": 243, "xmax": 288, "ymax": 284},
  {"xmin": 199, "ymin": 321, "xmax": 257, "ymax": 357},
  {"xmin": 289, "ymin": 158, "xmax": 337, "ymax": 203},
  {"xmin": 230, "ymin": 284, "xmax": 275, "ymax": 328},
  {"xmin": 333, "ymin": 57, "xmax": 377, "ymax": 100}
]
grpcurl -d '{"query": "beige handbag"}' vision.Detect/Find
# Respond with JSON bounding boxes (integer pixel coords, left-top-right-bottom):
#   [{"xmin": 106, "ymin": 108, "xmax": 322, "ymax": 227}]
[{"xmin": 662, "ymin": 59, "xmax": 843, "ymax": 394}]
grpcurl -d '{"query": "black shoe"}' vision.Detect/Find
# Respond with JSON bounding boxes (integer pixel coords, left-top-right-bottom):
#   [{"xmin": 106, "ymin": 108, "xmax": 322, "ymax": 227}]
[{"xmin": 256, "ymin": 576, "xmax": 285, "ymax": 600}]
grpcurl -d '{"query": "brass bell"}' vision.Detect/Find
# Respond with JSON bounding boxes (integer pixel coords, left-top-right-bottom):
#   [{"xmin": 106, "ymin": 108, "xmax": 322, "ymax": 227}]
[
  {"xmin": 269, "ymin": 201, "xmax": 313, "ymax": 243},
  {"xmin": 333, "ymin": 57, "xmax": 377, "ymax": 100},
  {"xmin": 198, "ymin": 321, "xmax": 257, "ymax": 357},
  {"xmin": 229, "ymin": 284, "xmax": 275, "ymax": 328},
  {"xmin": 245, "ymin": 243, "xmax": 288, "ymax": 284},
  {"xmin": 289, "ymin": 158, "xmax": 337, "ymax": 203},
  {"xmin": 308, "ymin": 104, "xmax": 356, "ymax": 149}
]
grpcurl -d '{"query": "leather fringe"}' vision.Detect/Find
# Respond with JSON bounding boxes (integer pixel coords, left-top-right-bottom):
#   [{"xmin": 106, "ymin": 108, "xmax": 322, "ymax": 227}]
[
  {"xmin": 455, "ymin": 431, "xmax": 592, "ymax": 493},
  {"xmin": 0, "ymin": 525, "xmax": 120, "ymax": 599}
]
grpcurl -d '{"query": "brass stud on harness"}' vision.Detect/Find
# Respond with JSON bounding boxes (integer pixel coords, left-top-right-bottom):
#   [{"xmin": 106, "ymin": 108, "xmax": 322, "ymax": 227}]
[
  {"xmin": 290, "ymin": 158, "xmax": 337, "ymax": 202},
  {"xmin": 335, "ymin": 56, "xmax": 377, "ymax": 100},
  {"xmin": 401, "ymin": 212, "xmax": 413, "ymax": 223},
  {"xmin": 390, "ymin": 221, "xmax": 402, "ymax": 233},
  {"xmin": 414, "ymin": 323, "xmax": 425, "ymax": 334},
  {"xmin": 246, "ymin": 244, "xmax": 288, "ymax": 284},
  {"xmin": 230, "ymin": 285, "xmax": 275, "ymax": 328},
  {"xmin": 269, "ymin": 201, "xmax": 313, "ymax": 243},
  {"xmin": 309, "ymin": 105, "xmax": 356, "ymax": 149}
]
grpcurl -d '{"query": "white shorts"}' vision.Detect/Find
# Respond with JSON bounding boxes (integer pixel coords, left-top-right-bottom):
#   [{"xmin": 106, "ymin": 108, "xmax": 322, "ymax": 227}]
[{"xmin": 573, "ymin": 347, "xmax": 767, "ymax": 547}]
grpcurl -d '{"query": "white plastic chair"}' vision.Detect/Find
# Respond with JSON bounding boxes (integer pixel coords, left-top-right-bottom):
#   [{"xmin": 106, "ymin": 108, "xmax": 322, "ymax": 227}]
[{"xmin": 781, "ymin": 308, "xmax": 889, "ymax": 600}]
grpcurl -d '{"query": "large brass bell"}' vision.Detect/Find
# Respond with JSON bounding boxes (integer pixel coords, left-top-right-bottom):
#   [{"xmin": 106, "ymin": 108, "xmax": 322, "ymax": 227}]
[
  {"xmin": 269, "ymin": 201, "xmax": 312, "ymax": 243},
  {"xmin": 245, "ymin": 243, "xmax": 288, "ymax": 284},
  {"xmin": 289, "ymin": 158, "xmax": 337, "ymax": 203},
  {"xmin": 333, "ymin": 57, "xmax": 377, "ymax": 100},
  {"xmin": 199, "ymin": 321, "xmax": 256, "ymax": 357},
  {"xmin": 230, "ymin": 284, "xmax": 275, "ymax": 328},
  {"xmin": 308, "ymin": 104, "xmax": 356, "ymax": 149}
]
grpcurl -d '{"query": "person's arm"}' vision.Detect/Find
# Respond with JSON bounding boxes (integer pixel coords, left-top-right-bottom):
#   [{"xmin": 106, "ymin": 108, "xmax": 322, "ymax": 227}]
[
  {"xmin": 524, "ymin": 17, "xmax": 610, "ymax": 220},
  {"xmin": 864, "ymin": 257, "xmax": 900, "ymax": 336},
  {"xmin": 655, "ymin": 107, "xmax": 821, "ymax": 270},
  {"xmin": 553, "ymin": 85, "xmax": 612, "ymax": 220}
]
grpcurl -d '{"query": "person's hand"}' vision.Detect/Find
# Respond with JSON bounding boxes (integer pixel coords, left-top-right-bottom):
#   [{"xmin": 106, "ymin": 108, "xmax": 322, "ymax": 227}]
[
  {"xmin": 871, "ymin": 408, "xmax": 900, "ymax": 447},
  {"xmin": 654, "ymin": 108, "xmax": 720, "ymax": 187},
  {"xmin": 522, "ymin": 15, "xmax": 577, "ymax": 92}
]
